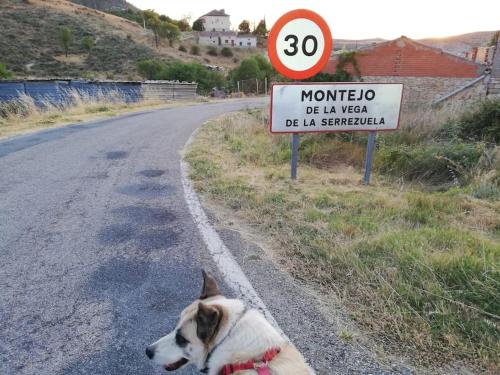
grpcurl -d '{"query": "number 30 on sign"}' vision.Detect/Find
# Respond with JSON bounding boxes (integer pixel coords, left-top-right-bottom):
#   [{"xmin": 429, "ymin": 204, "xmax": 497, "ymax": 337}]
[{"xmin": 268, "ymin": 9, "xmax": 332, "ymax": 80}]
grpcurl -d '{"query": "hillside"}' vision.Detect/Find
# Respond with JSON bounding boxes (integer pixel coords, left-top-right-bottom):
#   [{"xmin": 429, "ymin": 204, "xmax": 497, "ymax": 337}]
[
  {"xmin": 0, "ymin": 0, "xmax": 158, "ymax": 79},
  {"xmin": 0, "ymin": 0, "xmax": 264, "ymax": 79},
  {"xmin": 419, "ymin": 31, "xmax": 497, "ymax": 56},
  {"xmin": 333, "ymin": 38, "xmax": 386, "ymax": 51},
  {"xmin": 70, "ymin": 0, "xmax": 138, "ymax": 12},
  {"xmin": 335, "ymin": 31, "xmax": 497, "ymax": 57}
]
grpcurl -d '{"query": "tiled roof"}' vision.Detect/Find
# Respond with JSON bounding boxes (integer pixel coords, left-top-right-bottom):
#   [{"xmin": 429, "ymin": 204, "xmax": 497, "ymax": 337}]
[
  {"xmin": 324, "ymin": 36, "xmax": 484, "ymax": 78},
  {"xmin": 198, "ymin": 31, "xmax": 237, "ymax": 37},
  {"xmin": 202, "ymin": 9, "xmax": 229, "ymax": 17}
]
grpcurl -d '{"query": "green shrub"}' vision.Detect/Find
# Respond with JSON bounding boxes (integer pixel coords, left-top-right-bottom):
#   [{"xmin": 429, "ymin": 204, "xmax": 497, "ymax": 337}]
[
  {"xmin": 376, "ymin": 142, "xmax": 484, "ymax": 184},
  {"xmin": 178, "ymin": 45, "xmax": 187, "ymax": 52},
  {"xmin": 220, "ymin": 47, "xmax": 233, "ymax": 57},
  {"xmin": 438, "ymin": 99, "xmax": 500, "ymax": 143},
  {"xmin": 472, "ymin": 181, "xmax": 500, "ymax": 200},
  {"xmin": 164, "ymin": 62, "xmax": 225, "ymax": 93},
  {"xmin": 190, "ymin": 45, "xmax": 200, "ymax": 55},
  {"xmin": 207, "ymin": 46, "xmax": 218, "ymax": 56},
  {"xmin": 137, "ymin": 59, "xmax": 165, "ymax": 80},
  {"xmin": 0, "ymin": 63, "xmax": 14, "ymax": 79}
]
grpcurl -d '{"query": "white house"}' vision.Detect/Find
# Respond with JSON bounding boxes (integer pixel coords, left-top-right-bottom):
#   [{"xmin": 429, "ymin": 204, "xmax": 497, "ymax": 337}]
[
  {"xmin": 199, "ymin": 9, "xmax": 231, "ymax": 32},
  {"xmin": 199, "ymin": 31, "xmax": 237, "ymax": 46},
  {"xmin": 198, "ymin": 31, "xmax": 257, "ymax": 48},
  {"xmin": 196, "ymin": 9, "xmax": 257, "ymax": 49},
  {"xmin": 236, "ymin": 34, "xmax": 257, "ymax": 48}
]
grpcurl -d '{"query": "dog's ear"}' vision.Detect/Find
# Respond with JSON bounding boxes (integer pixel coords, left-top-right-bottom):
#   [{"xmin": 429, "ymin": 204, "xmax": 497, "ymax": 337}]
[
  {"xmin": 199, "ymin": 270, "xmax": 220, "ymax": 299},
  {"xmin": 196, "ymin": 302, "xmax": 222, "ymax": 343}
]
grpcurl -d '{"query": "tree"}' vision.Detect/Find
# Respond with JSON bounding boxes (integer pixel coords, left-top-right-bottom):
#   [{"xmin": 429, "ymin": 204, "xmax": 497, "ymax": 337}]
[
  {"xmin": 142, "ymin": 9, "xmax": 162, "ymax": 47},
  {"xmin": 142, "ymin": 9, "xmax": 159, "ymax": 28},
  {"xmin": 59, "ymin": 27, "xmax": 73, "ymax": 57},
  {"xmin": 232, "ymin": 58, "xmax": 259, "ymax": 81},
  {"xmin": 489, "ymin": 31, "xmax": 499, "ymax": 47},
  {"xmin": 159, "ymin": 21, "xmax": 180, "ymax": 47},
  {"xmin": 251, "ymin": 54, "xmax": 274, "ymax": 79},
  {"xmin": 0, "ymin": 63, "xmax": 14, "ymax": 79},
  {"xmin": 238, "ymin": 20, "xmax": 250, "ymax": 34},
  {"xmin": 176, "ymin": 18, "xmax": 191, "ymax": 32},
  {"xmin": 252, "ymin": 19, "xmax": 268, "ymax": 37},
  {"xmin": 81, "ymin": 35, "xmax": 95, "ymax": 57},
  {"xmin": 192, "ymin": 19, "xmax": 204, "ymax": 31}
]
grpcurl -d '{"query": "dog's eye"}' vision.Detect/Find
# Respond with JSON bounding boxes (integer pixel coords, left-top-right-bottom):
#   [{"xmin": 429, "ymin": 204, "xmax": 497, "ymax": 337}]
[{"xmin": 175, "ymin": 331, "xmax": 189, "ymax": 347}]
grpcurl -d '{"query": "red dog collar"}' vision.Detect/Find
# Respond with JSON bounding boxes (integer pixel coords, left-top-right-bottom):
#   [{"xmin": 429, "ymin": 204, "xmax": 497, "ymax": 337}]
[{"xmin": 219, "ymin": 348, "xmax": 281, "ymax": 375}]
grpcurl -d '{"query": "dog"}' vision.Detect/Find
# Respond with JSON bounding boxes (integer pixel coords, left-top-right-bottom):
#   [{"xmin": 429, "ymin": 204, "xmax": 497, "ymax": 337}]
[{"xmin": 146, "ymin": 270, "xmax": 310, "ymax": 374}]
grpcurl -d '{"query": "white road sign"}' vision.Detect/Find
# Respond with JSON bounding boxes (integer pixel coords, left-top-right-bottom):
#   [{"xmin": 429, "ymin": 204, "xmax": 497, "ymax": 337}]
[{"xmin": 270, "ymin": 83, "xmax": 404, "ymax": 133}]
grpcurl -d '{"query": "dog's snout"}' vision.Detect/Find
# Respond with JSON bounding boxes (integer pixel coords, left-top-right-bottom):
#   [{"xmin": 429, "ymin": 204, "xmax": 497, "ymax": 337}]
[{"xmin": 145, "ymin": 345, "xmax": 155, "ymax": 359}]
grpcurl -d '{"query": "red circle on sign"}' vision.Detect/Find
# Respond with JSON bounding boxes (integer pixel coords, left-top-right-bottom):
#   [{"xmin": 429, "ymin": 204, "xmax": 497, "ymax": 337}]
[{"xmin": 268, "ymin": 9, "xmax": 332, "ymax": 80}]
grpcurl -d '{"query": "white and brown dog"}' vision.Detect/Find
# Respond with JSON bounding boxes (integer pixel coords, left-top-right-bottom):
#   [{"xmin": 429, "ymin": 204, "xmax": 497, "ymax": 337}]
[{"xmin": 146, "ymin": 270, "xmax": 310, "ymax": 375}]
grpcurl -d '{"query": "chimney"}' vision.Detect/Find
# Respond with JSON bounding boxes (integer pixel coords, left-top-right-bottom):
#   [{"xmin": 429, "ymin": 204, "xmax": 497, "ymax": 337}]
[
  {"xmin": 471, "ymin": 47, "xmax": 478, "ymax": 62},
  {"xmin": 492, "ymin": 37, "xmax": 500, "ymax": 78}
]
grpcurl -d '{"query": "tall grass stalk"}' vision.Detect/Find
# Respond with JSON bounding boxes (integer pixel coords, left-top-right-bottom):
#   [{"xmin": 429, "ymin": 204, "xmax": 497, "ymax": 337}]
[{"xmin": 0, "ymin": 90, "xmax": 165, "ymax": 138}]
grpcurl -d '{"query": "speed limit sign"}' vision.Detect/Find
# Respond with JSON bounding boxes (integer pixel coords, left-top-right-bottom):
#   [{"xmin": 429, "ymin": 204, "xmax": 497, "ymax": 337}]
[{"xmin": 268, "ymin": 9, "xmax": 332, "ymax": 80}]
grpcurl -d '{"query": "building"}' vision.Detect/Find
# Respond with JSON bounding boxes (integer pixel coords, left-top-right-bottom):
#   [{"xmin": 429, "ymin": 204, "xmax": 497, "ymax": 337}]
[
  {"xmin": 198, "ymin": 32, "xmax": 257, "ymax": 48},
  {"xmin": 195, "ymin": 9, "xmax": 257, "ymax": 48},
  {"xmin": 195, "ymin": 9, "xmax": 257, "ymax": 49},
  {"xmin": 324, "ymin": 36, "xmax": 488, "ymax": 108},
  {"xmin": 236, "ymin": 34, "xmax": 257, "ymax": 48},
  {"xmin": 199, "ymin": 9, "xmax": 231, "ymax": 32}
]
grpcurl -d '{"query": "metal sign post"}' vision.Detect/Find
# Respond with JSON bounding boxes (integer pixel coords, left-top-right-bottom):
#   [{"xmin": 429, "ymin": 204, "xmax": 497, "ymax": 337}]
[
  {"xmin": 268, "ymin": 9, "xmax": 333, "ymax": 180},
  {"xmin": 291, "ymin": 133, "xmax": 300, "ymax": 179},
  {"xmin": 363, "ymin": 131, "xmax": 377, "ymax": 184}
]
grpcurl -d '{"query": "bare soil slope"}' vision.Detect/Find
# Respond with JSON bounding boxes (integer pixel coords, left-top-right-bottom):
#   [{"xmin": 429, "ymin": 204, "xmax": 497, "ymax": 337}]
[{"xmin": 0, "ymin": 0, "xmax": 265, "ymax": 79}]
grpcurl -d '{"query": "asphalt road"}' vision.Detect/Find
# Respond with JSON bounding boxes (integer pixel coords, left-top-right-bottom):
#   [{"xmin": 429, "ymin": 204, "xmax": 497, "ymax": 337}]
[{"xmin": 0, "ymin": 99, "xmax": 408, "ymax": 375}]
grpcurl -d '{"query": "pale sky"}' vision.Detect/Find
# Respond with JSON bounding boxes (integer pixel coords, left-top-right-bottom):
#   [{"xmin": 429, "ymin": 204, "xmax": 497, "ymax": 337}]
[{"xmin": 128, "ymin": 0, "xmax": 499, "ymax": 40}]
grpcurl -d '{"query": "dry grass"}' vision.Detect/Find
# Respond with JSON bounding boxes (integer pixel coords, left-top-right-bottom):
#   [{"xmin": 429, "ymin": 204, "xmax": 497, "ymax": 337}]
[
  {"xmin": 0, "ymin": 91, "xmax": 208, "ymax": 139},
  {"xmin": 185, "ymin": 109, "xmax": 500, "ymax": 373},
  {"xmin": 8, "ymin": 0, "xmax": 265, "ymax": 78}
]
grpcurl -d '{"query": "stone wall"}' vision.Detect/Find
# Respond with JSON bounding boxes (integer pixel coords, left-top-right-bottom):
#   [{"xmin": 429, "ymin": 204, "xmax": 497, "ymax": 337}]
[
  {"xmin": 434, "ymin": 76, "xmax": 489, "ymax": 108},
  {"xmin": 363, "ymin": 76, "xmax": 485, "ymax": 110}
]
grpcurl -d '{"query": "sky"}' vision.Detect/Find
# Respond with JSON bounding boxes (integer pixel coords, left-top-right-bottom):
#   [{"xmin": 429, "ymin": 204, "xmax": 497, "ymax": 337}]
[{"xmin": 127, "ymin": 0, "xmax": 499, "ymax": 40}]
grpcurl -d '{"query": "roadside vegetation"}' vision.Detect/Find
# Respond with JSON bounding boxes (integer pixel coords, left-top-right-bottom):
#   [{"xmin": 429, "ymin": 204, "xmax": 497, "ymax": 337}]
[
  {"xmin": 135, "ymin": 54, "xmax": 350, "ymax": 95},
  {"xmin": 185, "ymin": 101, "xmax": 500, "ymax": 372},
  {"xmin": 0, "ymin": 90, "xmax": 206, "ymax": 139}
]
